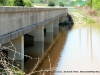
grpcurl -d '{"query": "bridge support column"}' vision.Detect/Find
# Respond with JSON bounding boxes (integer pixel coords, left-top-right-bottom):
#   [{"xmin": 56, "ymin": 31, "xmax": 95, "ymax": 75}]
[
  {"xmin": 53, "ymin": 18, "xmax": 59, "ymax": 38},
  {"xmin": 2, "ymin": 36, "xmax": 24, "ymax": 71},
  {"xmin": 44, "ymin": 22, "xmax": 53, "ymax": 43},
  {"xmin": 26, "ymin": 26, "xmax": 44, "ymax": 57},
  {"xmin": 11, "ymin": 36, "xmax": 24, "ymax": 71},
  {"xmin": 44, "ymin": 22, "xmax": 53, "ymax": 50}
]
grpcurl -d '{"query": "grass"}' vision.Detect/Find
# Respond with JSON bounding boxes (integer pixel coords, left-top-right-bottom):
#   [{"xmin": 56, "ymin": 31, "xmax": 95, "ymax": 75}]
[
  {"xmin": 83, "ymin": 17, "xmax": 95, "ymax": 23},
  {"xmin": 72, "ymin": 8, "xmax": 96, "ymax": 24}
]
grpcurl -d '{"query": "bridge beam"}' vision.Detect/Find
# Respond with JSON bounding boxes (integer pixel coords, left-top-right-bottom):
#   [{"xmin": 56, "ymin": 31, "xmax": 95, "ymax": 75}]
[
  {"xmin": 53, "ymin": 18, "xmax": 59, "ymax": 38},
  {"xmin": 2, "ymin": 36, "xmax": 24, "ymax": 71},
  {"xmin": 25, "ymin": 26, "xmax": 44, "ymax": 57}
]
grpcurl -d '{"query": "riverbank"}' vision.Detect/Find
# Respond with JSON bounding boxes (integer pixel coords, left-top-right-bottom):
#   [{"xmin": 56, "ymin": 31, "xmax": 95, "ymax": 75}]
[{"xmin": 76, "ymin": 7, "xmax": 100, "ymax": 23}]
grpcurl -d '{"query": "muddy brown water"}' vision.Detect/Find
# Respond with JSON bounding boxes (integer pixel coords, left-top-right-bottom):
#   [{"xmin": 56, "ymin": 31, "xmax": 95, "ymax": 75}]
[
  {"xmin": 26, "ymin": 23, "xmax": 100, "ymax": 75},
  {"xmin": 55, "ymin": 24, "xmax": 100, "ymax": 75},
  {"xmin": 33, "ymin": 28, "xmax": 67, "ymax": 75}
]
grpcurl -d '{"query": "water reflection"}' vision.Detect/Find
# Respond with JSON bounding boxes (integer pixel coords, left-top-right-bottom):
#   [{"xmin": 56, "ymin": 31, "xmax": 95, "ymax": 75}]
[{"xmin": 55, "ymin": 24, "xmax": 100, "ymax": 75}]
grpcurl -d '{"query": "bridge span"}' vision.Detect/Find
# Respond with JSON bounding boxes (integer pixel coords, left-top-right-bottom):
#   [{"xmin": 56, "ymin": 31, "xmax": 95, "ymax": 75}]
[{"xmin": 0, "ymin": 7, "xmax": 68, "ymax": 71}]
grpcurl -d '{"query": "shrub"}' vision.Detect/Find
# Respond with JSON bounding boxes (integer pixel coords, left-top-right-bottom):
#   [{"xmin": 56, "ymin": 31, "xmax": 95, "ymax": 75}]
[
  {"xmin": 23, "ymin": 0, "xmax": 32, "ymax": 7},
  {"xmin": 59, "ymin": 2, "xmax": 64, "ymax": 7},
  {"xmin": 0, "ymin": 0, "xmax": 6, "ymax": 6},
  {"xmin": 0, "ymin": 0, "xmax": 33, "ymax": 7},
  {"xmin": 48, "ymin": 1, "xmax": 55, "ymax": 7},
  {"xmin": 93, "ymin": 0, "xmax": 100, "ymax": 10},
  {"xmin": 14, "ymin": 0, "xmax": 25, "ymax": 6},
  {"xmin": 6, "ymin": 0, "xmax": 14, "ymax": 6},
  {"xmin": 0, "ymin": 0, "xmax": 4, "ymax": 6}
]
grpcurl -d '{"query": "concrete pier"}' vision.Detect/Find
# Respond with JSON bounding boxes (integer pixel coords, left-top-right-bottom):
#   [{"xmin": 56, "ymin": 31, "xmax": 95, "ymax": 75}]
[
  {"xmin": 44, "ymin": 22, "xmax": 53, "ymax": 50},
  {"xmin": 53, "ymin": 19, "xmax": 59, "ymax": 38},
  {"xmin": 44, "ymin": 22, "xmax": 53, "ymax": 43},
  {"xmin": 2, "ymin": 36, "xmax": 24, "ymax": 71},
  {"xmin": 25, "ymin": 26, "xmax": 44, "ymax": 57}
]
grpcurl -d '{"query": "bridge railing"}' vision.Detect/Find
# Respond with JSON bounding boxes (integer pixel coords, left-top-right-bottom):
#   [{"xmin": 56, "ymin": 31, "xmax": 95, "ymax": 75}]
[{"xmin": 0, "ymin": 7, "xmax": 67, "ymax": 37}]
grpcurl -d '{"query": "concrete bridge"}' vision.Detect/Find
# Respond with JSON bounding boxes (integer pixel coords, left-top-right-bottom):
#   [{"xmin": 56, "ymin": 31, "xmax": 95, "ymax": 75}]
[{"xmin": 0, "ymin": 7, "xmax": 68, "ymax": 71}]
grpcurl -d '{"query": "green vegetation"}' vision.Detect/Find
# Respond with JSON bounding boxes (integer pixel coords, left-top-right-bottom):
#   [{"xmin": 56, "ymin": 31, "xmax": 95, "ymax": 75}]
[
  {"xmin": 0, "ymin": 0, "xmax": 33, "ymax": 6},
  {"xmin": 85, "ymin": 0, "xmax": 91, "ymax": 6},
  {"xmin": 14, "ymin": 0, "xmax": 25, "ymax": 6},
  {"xmin": 6, "ymin": 0, "xmax": 14, "ymax": 6},
  {"xmin": 0, "ymin": 0, "xmax": 6, "ymax": 5},
  {"xmin": 92, "ymin": 0, "xmax": 100, "ymax": 10},
  {"xmin": 48, "ymin": 1, "xmax": 55, "ymax": 7},
  {"xmin": 0, "ymin": 0, "xmax": 78, "ymax": 7},
  {"xmin": 84, "ymin": 0, "xmax": 100, "ymax": 10},
  {"xmin": 24, "ymin": 0, "xmax": 32, "ymax": 7},
  {"xmin": 11, "ymin": 66, "xmax": 25, "ymax": 75},
  {"xmin": 59, "ymin": 2, "xmax": 64, "ymax": 7},
  {"xmin": 83, "ymin": 17, "xmax": 95, "ymax": 23}
]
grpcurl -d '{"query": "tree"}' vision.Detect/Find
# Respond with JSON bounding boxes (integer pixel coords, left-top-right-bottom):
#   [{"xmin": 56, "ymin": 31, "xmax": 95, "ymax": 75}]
[
  {"xmin": 48, "ymin": 1, "xmax": 55, "ymax": 6},
  {"xmin": 24, "ymin": 0, "xmax": 32, "ymax": 7},
  {"xmin": 85, "ymin": 0, "xmax": 91, "ymax": 6},
  {"xmin": 6, "ymin": 0, "xmax": 14, "ymax": 6},
  {"xmin": 59, "ymin": 2, "xmax": 64, "ymax": 7},
  {"xmin": 93, "ymin": 0, "xmax": 100, "ymax": 10},
  {"xmin": 85, "ymin": 0, "xmax": 100, "ymax": 10},
  {"xmin": 0, "ymin": 0, "xmax": 6, "ymax": 5},
  {"xmin": 14, "ymin": 0, "xmax": 25, "ymax": 6},
  {"xmin": 40, "ymin": 0, "xmax": 44, "ymax": 3}
]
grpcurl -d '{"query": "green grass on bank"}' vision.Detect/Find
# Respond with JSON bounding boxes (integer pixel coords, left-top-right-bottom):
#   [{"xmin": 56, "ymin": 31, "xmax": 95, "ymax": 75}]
[
  {"xmin": 72, "ymin": 9, "xmax": 96, "ymax": 24},
  {"xmin": 83, "ymin": 17, "xmax": 95, "ymax": 23}
]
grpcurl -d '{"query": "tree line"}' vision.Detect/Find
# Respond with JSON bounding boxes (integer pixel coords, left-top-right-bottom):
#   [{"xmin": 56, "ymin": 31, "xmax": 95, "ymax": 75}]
[
  {"xmin": 0, "ymin": 0, "xmax": 33, "ymax": 7},
  {"xmin": 0, "ymin": 0, "xmax": 66, "ymax": 7},
  {"xmin": 75, "ymin": 0, "xmax": 100, "ymax": 10}
]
